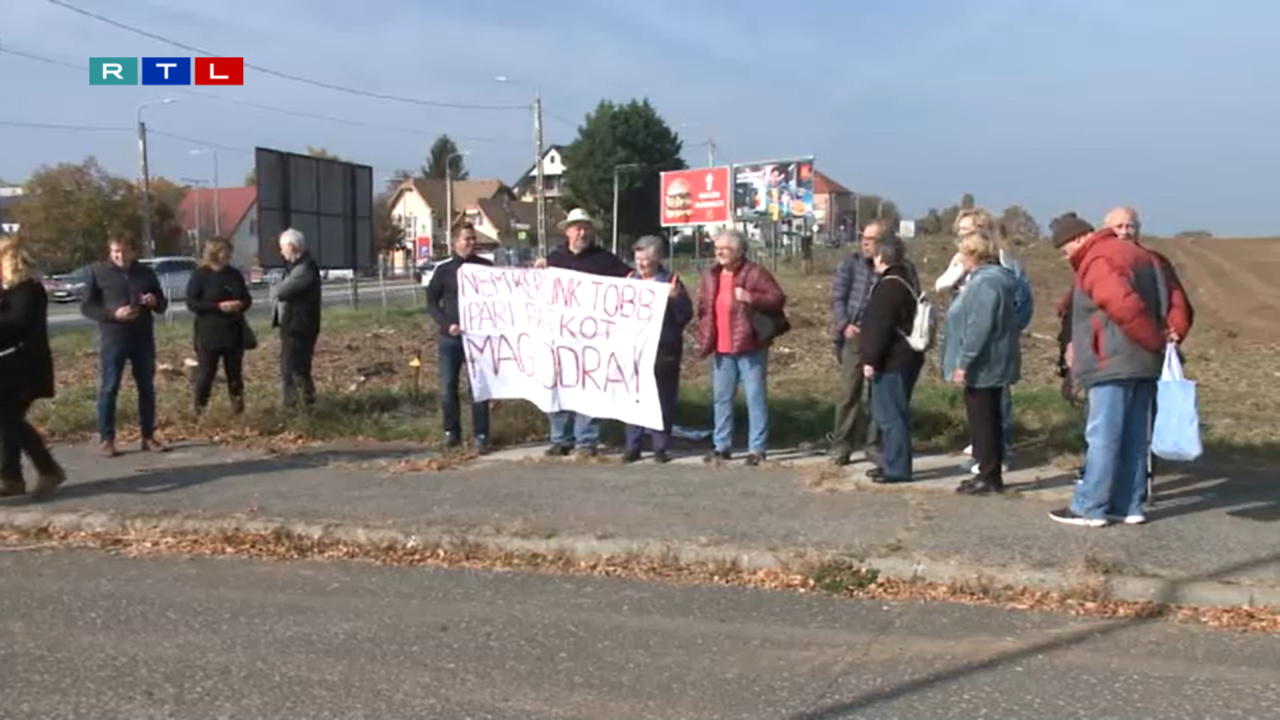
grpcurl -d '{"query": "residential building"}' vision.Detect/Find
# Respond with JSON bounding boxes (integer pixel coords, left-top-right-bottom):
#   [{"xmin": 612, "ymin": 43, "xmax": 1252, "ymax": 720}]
[
  {"xmin": 512, "ymin": 145, "xmax": 567, "ymax": 202},
  {"xmin": 813, "ymin": 170, "xmax": 855, "ymax": 245},
  {"xmin": 461, "ymin": 196, "xmax": 566, "ymax": 249},
  {"xmin": 177, "ymin": 186, "xmax": 258, "ymax": 270},
  {"xmin": 0, "ymin": 186, "xmax": 23, "ymax": 234},
  {"xmin": 386, "ymin": 178, "xmax": 515, "ymax": 261}
]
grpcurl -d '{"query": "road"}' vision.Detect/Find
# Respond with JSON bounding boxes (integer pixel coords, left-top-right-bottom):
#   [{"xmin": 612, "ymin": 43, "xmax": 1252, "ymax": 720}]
[
  {"xmin": 1, "ymin": 550, "xmax": 1275, "ymax": 719},
  {"xmin": 46, "ymin": 279, "xmax": 421, "ymax": 333}
]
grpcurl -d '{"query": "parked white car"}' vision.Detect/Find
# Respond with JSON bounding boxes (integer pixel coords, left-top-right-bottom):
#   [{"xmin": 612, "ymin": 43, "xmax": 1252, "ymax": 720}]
[{"xmin": 140, "ymin": 256, "xmax": 199, "ymax": 302}]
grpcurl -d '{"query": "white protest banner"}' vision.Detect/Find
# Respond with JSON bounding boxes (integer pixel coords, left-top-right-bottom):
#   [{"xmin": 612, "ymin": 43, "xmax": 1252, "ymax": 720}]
[{"xmin": 457, "ymin": 265, "xmax": 670, "ymax": 429}]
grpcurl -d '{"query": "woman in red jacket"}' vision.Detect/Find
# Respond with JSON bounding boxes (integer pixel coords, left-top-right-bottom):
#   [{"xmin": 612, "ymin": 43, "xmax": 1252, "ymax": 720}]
[{"xmin": 695, "ymin": 230, "xmax": 787, "ymax": 466}]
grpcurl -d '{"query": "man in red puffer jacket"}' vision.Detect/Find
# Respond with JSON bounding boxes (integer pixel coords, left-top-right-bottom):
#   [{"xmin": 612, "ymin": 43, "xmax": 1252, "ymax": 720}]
[{"xmin": 1049, "ymin": 213, "xmax": 1168, "ymax": 528}]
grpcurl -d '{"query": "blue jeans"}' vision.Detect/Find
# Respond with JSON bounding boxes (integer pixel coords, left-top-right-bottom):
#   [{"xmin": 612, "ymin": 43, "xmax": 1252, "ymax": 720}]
[
  {"xmin": 438, "ymin": 335, "xmax": 489, "ymax": 439},
  {"xmin": 712, "ymin": 350, "xmax": 769, "ymax": 454},
  {"xmin": 549, "ymin": 411, "xmax": 600, "ymax": 449},
  {"xmin": 1070, "ymin": 379, "xmax": 1156, "ymax": 520},
  {"xmin": 871, "ymin": 369, "xmax": 914, "ymax": 478},
  {"xmin": 97, "ymin": 336, "xmax": 157, "ymax": 443}
]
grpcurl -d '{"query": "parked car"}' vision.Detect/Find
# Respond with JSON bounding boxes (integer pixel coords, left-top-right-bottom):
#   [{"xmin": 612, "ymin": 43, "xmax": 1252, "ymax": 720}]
[
  {"xmin": 139, "ymin": 256, "xmax": 199, "ymax": 302},
  {"xmin": 42, "ymin": 265, "xmax": 92, "ymax": 304},
  {"xmin": 415, "ymin": 260, "xmax": 438, "ymax": 287}
]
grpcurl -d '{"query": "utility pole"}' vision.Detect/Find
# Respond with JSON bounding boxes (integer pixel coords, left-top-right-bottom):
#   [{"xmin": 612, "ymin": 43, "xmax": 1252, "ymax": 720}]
[
  {"xmin": 611, "ymin": 163, "xmax": 641, "ymax": 255},
  {"xmin": 138, "ymin": 119, "xmax": 153, "ymax": 257},
  {"xmin": 533, "ymin": 90, "xmax": 546, "ymax": 258},
  {"xmin": 137, "ymin": 99, "xmax": 176, "ymax": 257}
]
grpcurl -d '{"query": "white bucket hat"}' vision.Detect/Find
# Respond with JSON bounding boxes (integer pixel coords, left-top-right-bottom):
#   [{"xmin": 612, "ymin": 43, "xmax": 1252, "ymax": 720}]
[{"xmin": 557, "ymin": 208, "xmax": 596, "ymax": 229}]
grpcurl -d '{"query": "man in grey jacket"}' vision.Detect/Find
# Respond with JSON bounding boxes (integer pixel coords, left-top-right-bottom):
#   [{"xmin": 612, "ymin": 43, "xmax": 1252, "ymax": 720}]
[
  {"xmin": 271, "ymin": 228, "xmax": 322, "ymax": 408},
  {"xmin": 827, "ymin": 220, "xmax": 919, "ymax": 465}
]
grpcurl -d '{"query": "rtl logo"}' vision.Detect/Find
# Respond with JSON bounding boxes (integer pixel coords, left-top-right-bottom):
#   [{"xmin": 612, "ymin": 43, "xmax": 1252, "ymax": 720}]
[{"xmin": 90, "ymin": 57, "xmax": 245, "ymax": 85}]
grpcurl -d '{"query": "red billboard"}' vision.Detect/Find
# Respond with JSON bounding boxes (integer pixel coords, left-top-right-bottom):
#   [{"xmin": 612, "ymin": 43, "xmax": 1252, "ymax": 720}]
[{"xmin": 659, "ymin": 167, "xmax": 732, "ymax": 227}]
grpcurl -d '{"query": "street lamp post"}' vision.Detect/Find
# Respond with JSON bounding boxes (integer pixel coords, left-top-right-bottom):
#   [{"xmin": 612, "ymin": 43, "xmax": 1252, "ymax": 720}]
[
  {"xmin": 179, "ymin": 177, "xmax": 208, "ymax": 255},
  {"xmin": 190, "ymin": 148, "xmax": 220, "ymax": 235},
  {"xmin": 611, "ymin": 163, "xmax": 642, "ymax": 255},
  {"xmin": 137, "ymin": 98, "xmax": 177, "ymax": 257}
]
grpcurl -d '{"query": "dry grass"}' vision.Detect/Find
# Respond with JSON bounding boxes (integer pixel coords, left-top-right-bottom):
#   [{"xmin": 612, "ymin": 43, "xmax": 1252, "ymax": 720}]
[{"xmin": 30, "ymin": 240, "xmax": 1280, "ymax": 462}]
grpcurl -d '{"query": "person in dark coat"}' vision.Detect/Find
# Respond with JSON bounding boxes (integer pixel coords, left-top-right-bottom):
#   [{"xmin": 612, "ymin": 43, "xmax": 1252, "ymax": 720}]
[
  {"xmin": 534, "ymin": 209, "xmax": 633, "ymax": 457},
  {"xmin": 80, "ymin": 234, "xmax": 170, "ymax": 457},
  {"xmin": 270, "ymin": 228, "xmax": 322, "ymax": 409},
  {"xmin": 425, "ymin": 222, "xmax": 493, "ymax": 454},
  {"xmin": 0, "ymin": 236, "xmax": 65, "ymax": 498},
  {"xmin": 186, "ymin": 237, "xmax": 253, "ymax": 416},
  {"xmin": 622, "ymin": 235, "xmax": 693, "ymax": 464},
  {"xmin": 858, "ymin": 235, "xmax": 924, "ymax": 483}
]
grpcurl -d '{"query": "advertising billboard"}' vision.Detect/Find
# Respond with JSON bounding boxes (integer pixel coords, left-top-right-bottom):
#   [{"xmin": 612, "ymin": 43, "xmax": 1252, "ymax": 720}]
[
  {"xmin": 733, "ymin": 158, "xmax": 816, "ymax": 221},
  {"xmin": 659, "ymin": 166, "xmax": 732, "ymax": 227},
  {"xmin": 255, "ymin": 147, "xmax": 374, "ymax": 269}
]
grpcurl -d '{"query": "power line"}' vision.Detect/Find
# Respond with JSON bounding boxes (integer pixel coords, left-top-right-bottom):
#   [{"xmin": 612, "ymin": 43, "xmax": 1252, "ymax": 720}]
[
  {"xmin": 1, "ymin": 119, "xmax": 405, "ymax": 177},
  {"xmin": 0, "ymin": 44, "xmax": 524, "ymax": 145},
  {"xmin": 147, "ymin": 129, "xmax": 253, "ymax": 155},
  {"xmin": 44, "ymin": 0, "xmax": 531, "ymax": 112},
  {"xmin": 0, "ymin": 120, "xmax": 129, "ymax": 131}
]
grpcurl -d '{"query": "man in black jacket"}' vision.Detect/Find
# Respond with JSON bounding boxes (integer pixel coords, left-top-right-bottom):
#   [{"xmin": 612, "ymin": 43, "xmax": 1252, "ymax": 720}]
[
  {"xmin": 536, "ymin": 209, "xmax": 632, "ymax": 457},
  {"xmin": 270, "ymin": 228, "xmax": 322, "ymax": 409},
  {"xmin": 425, "ymin": 222, "xmax": 493, "ymax": 453},
  {"xmin": 858, "ymin": 235, "xmax": 924, "ymax": 483},
  {"xmin": 80, "ymin": 234, "xmax": 169, "ymax": 457}
]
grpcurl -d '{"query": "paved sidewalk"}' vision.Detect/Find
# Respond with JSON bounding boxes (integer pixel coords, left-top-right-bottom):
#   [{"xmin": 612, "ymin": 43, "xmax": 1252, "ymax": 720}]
[{"xmin": 2, "ymin": 440, "xmax": 1276, "ymax": 604}]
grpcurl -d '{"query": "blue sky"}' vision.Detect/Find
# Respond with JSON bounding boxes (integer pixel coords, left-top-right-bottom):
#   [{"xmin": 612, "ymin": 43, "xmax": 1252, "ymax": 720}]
[{"xmin": 2, "ymin": 0, "xmax": 1278, "ymax": 235}]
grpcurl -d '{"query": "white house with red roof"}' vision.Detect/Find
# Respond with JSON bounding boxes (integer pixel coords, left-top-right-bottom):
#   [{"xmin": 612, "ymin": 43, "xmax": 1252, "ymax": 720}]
[{"xmin": 177, "ymin": 186, "xmax": 258, "ymax": 269}]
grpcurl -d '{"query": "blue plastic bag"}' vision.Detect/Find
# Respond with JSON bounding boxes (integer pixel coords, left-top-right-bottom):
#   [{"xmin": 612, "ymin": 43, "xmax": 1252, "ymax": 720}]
[{"xmin": 1152, "ymin": 343, "xmax": 1203, "ymax": 462}]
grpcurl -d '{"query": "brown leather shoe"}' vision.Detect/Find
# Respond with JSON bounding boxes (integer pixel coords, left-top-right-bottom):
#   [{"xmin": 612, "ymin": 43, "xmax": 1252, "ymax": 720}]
[
  {"xmin": 31, "ymin": 466, "xmax": 66, "ymax": 500},
  {"xmin": 100, "ymin": 441, "xmax": 119, "ymax": 458},
  {"xmin": 140, "ymin": 436, "xmax": 170, "ymax": 453},
  {"xmin": 0, "ymin": 477, "xmax": 25, "ymax": 497}
]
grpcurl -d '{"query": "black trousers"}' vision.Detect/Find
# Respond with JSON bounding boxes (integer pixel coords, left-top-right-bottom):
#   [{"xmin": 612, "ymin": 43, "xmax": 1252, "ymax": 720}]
[
  {"xmin": 194, "ymin": 346, "xmax": 245, "ymax": 410},
  {"xmin": 624, "ymin": 352, "xmax": 681, "ymax": 452},
  {"xmin": 0, "ymin": 397, "xmax": 59, "ymax": 481},
  {"xmin": 963, "ymin": 387, "xmax": 1004, "ymax": 486},
  {"xmin": 280, "ymin": 332, "xmax": 318, "ymax": 407}
]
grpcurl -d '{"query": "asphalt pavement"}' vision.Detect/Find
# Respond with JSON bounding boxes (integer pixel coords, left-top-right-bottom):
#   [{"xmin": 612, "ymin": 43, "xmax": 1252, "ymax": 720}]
[
  {"xmin": 46, "ymin": 279, "xmax": 421, "ymax": 332},
  {"xmin": 0, "ymin": 549, "xmax": 1275, "ymax": 719},
  {"xmin": 17, "ymin": 442, "xmax": 1278, "ymax": 596}
]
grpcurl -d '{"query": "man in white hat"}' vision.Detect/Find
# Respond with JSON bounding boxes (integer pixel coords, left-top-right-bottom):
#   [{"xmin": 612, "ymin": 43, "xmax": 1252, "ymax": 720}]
[{"xmin": 542, "ymin": 208, "xmax": 632, "ymax": 458}]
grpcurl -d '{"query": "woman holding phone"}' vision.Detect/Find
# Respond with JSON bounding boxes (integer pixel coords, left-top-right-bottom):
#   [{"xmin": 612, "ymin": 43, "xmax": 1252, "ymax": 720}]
[{"xmin": 186, "ymin": 237, "xmax": 254, "ymax": 416}]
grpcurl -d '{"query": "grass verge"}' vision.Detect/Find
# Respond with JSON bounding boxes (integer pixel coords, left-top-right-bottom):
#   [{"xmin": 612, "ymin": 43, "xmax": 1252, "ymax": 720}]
[{"xmin": 33, "ymin": 267, "xmax": 1280, "ymax": 465}]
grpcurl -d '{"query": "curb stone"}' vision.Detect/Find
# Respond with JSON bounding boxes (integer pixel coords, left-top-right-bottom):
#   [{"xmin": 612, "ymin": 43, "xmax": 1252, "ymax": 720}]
[{"xmin": 1, "ymin": 507, "xmax": 1275, "ymax": 610}]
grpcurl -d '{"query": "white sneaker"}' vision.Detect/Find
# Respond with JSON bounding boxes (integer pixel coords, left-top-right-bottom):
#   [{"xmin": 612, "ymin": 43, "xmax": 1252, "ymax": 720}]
[
  {"xmin": 963, "ymin": 444, "xmax": 973, "ymax": 456},
  {"xmin": 1107, "ymin": 514, "xmax": 1147, "ymax": 525},
  {"xmin": 971, "ymin": 462, "xmax": 1011, "ymax": 475}
]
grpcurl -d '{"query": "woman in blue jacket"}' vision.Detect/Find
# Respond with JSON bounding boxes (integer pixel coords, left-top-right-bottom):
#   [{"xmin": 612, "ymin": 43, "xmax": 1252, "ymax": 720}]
[{"xmin": 940, "ymin": 232, "xmax": 1022, "ymax": 495}]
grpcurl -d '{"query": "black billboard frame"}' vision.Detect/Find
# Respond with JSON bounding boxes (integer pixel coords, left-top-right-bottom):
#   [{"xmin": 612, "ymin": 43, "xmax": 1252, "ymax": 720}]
[{"xmin": 254, "ymin": 146, "xmax": 374, "ymax": 272}]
